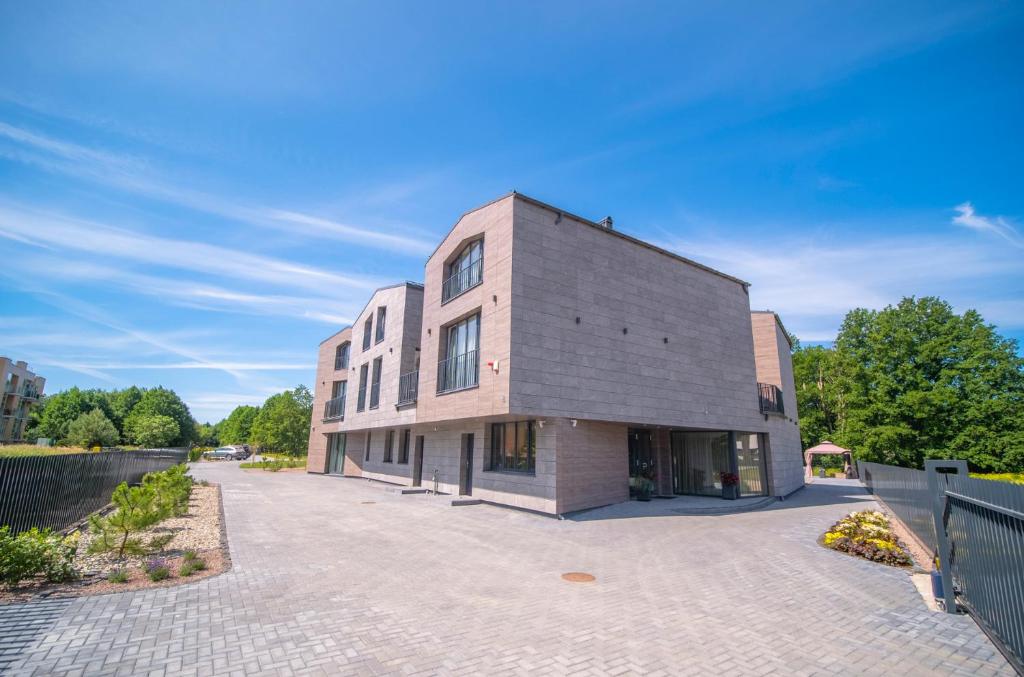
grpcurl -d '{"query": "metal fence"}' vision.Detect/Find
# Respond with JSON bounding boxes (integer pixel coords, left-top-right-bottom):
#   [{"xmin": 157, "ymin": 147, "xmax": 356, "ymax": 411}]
[
  {"xmin": 858, "ymin": 461, "xmax": 937, "ymax": 552},
  {"xmin": 860, "ymin": 460, "xmax": 1024, "ymax": 672},
  {"xmin": 0, "ymin": 448, "xmax": 189, "ymax": 534}
]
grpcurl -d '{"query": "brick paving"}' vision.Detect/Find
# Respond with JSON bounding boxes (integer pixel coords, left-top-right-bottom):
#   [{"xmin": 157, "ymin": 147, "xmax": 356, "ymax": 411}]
[{"xmin": 1, "ymin": 464, "xmax": 1013, "ymax": 676}]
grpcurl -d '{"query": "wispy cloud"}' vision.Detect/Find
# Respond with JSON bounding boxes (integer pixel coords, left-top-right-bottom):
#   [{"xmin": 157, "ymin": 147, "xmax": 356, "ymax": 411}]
[
  {"xmin": 952, "ymin": 202, "xmax": 1024, "ymax": 249},
  {"xmin": 0, "ymin": 121, "xmax": 437, "ymax": 256}
]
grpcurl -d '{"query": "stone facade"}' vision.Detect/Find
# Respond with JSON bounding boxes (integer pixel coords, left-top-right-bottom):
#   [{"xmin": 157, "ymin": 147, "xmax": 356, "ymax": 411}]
[
  {"xmin": 306, "ymin": 193, "xmax": 805, "ymax": 514},
  {"xmin": 0, "ymin": 358, "xmax": 45, "ymax": 443}
]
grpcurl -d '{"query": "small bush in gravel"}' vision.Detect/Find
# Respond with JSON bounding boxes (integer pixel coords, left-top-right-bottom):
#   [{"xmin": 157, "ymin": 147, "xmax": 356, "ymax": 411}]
[
  {"xmin": 0, "ymin": 526, "xmax": 79, "ymax": 586},
  {"xmin": 822, "ymin": 510, "xmax": 912, "ymax": 567},
  {"xmin": 182, "ymin": 550, "xmax": 198, "ymax": 562},
  {"xmin": 147, "ymin": 534, "xmax": 174, "ymax": 552},
  {"xmin": 107, "ymin": 568, "xmax": 129, "ymax": 584},
  {"xmin": 179, "ymin": 557, "xmax": 207, "ymax": 576},
  {"xmin": 146, "ymin": 558, "xmax": 171, "ymax": 582}
]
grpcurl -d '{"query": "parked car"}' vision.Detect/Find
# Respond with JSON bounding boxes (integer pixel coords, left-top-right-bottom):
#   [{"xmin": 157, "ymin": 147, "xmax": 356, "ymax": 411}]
[
  {"xmin": 228, "ymin": 444, "xmax": 252, "ymax": 459},
  {"xmin": 204, "ymin": 447, "xmax": 244, "ymax": 461}
]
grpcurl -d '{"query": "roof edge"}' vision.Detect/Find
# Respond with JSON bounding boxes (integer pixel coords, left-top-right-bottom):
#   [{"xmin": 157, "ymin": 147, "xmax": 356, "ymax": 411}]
[{"xmin": 752, "ymin": 310, "xmax": 794, "ymax": 349}]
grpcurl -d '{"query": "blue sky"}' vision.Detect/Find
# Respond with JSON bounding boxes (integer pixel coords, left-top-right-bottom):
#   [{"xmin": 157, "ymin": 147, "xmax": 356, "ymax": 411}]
[{"xmin": 1, "ymin": 1, "xmax": 1022, "ymax": 422}]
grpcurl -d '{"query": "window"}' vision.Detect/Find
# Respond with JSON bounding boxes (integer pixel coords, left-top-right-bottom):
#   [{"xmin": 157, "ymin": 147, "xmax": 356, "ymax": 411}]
[
  {"xmin": 383, "ymin": 430, "xmax": 394, "ymax": 463},
  {"xmin": 442, "ymin": 239, "xmax": 484, "ymax": 302},
  {"xmin": 437, "ymin": 313, "xmax": 480, "ymax": 393},
  {"xmin": 364, "ymin": 432, "xmax": 372, "ymax": 462},
  {"xmin": 334, "ymin": 342, "xmax": 350, "ymax": 370},
  {"xmin": 362, "ymin": 315, "xmax": 373, "ymax": 351},
  {"xmin": 325, "ymin": 381, "xmax": 346, "ymax": 420},
  {"xmin": 369, "ymin": 357, "xmax": 383, "ymax": 408},
  {"xmin": 356, "ymin": 364, "xmax": 369, "ymax": 411},
  {"xmin": 375, "ymin": 306, "xmax": 387, "ymax": 343},
  {"xmin": 398, "ymin": 429, "xmax": 411, "ymax": 464},
  {"xmin": 488, "ymin": 421, "xmax": 536, "ymax": 474}
]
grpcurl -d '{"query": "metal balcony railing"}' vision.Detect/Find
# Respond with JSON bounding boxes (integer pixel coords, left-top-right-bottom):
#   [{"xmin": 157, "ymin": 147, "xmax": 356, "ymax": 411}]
[
  {"xmin": 397, "ymin": 371, "xmax": 419, "ymax": 405},
  {"xmin": 369, "ymin": 381, "xmax": 381, "ymax": 409},
  {"xmin": 334, "ymin": 349, "xmax": 349, "ymax": 371},
  {"xmin": 441, "ymin": 258, "xmax": 483, "ymax": 303},
  {"xmin": 323, "ymin": 395, "xmax": 346, "ymax": 421},
  {"xmin": 437, "ymin": 350, "xmax": 479, "ymax": 393},
  {"xmin": 356, "ymin": 385, "xmax": 367, "ymax": 412},
  {"xmin": 757, "ymin": 383, "xmax": 785, "ymax": 416}
]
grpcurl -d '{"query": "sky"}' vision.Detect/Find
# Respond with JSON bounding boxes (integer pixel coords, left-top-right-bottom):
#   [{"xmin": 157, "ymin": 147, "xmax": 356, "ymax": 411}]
[{"xmin": 0, "ymin": 1, "xmax": 1022, "ymax": 422}]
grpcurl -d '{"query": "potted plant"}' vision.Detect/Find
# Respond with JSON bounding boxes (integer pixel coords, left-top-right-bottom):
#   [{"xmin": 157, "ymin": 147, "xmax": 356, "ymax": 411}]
[
  {"xmin": 638, "ymin": 467, "xmax": 656, "ymax": 501},
  {"xmin": 720, "ymin": 472, "xmax": 740, "ymax": 500}
]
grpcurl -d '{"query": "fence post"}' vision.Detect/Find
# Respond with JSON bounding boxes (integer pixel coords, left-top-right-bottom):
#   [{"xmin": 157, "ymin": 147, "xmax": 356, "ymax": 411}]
[{"xmin": 925, "ymin": 459, "xmax": 968, "ymax": 614}]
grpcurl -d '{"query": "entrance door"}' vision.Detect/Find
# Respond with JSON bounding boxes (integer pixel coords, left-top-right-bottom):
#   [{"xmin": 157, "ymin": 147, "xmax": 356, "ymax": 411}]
[
  {"xmin": 459, "ymin": 433, "xmax": 474, "ymax": 496},
  {"xmin": 670, "ymin": 431, "xmax": 730, "ymax": 496},
  {"xmin": 628, "ymin": 429, "xmax": 655, "ymax": 498},
  {"xmin": 412, "ymin": 435, "xmax": 424, "ymax": 487},
  {"xmin": 327, "ymin": 433, "xmax": 346, "ymax": 474}
]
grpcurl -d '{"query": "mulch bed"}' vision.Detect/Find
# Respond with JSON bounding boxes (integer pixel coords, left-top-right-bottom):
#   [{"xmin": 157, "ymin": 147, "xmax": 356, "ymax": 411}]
[{"xmin": 0, "ymin": 483, "xmax": 231, "ymax": 604}]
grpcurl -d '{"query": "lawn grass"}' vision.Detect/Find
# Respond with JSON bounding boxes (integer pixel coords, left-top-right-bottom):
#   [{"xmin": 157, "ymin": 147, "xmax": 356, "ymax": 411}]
[
  {"xmin": 971, "ymin": 472, "xmax": 1024, "ymax": 485},
  {"xmin": 0, "ymin": 444, "xmax": 89, "ymax": 458}
]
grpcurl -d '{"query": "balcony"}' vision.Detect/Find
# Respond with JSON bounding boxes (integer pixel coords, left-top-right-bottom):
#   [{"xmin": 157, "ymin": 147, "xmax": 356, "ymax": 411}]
[
  {"xmin": 356, "ymin": 385, "xmax": 367, "ymax": 412},
  {"xmin": 441, "ymin": 258, "xmax": 483, "ymax": 303},
  {"xmin": 757, "ymin": 383, "xmax": 785, "ymax": 416},
  {"xmin": 397, "ymin": 371, "xmax": 419, "ymax": 405},
  {"xmin": 437, "ymin": 350, "xmax": 479, "ymax": 393},
  {"xmin": 323, "ymin": 395, "xmax": 346, "ymax": 421}
]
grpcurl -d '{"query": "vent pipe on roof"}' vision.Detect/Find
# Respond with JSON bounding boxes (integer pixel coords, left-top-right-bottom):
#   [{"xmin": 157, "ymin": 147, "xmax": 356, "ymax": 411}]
[{"xmin": 598, "ymin": 216, "xmax": 613, "ymax": 230}]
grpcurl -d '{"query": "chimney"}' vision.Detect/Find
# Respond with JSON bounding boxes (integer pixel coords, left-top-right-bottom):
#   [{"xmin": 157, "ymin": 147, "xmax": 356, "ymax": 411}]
[{"xmin": 598, "ymin": 216, "xmax": 614, "ymax": 230}]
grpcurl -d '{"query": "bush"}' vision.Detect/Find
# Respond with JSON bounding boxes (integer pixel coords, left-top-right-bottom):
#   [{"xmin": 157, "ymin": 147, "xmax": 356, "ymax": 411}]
[
  {"xmin": 147, "ymin": 534, "xmax": 174, "ymax": 552},
  {"xmin": 107, "ymin": 568, "xmax": 129, "ymax": 583},
  {"xmin": 66, "ymin": 409, "xmax": 120, "ymax": 448},
  {"xmin": 146, "ymin": 558, "xmax": 170, "ymax": 581},
  {"xmin": 821, "ymin": 510, "xmax": 912, "ymax": 567},
  {"xmin": 0, "ymin": 526, "xmax": 79, "ymax": 586},
  {"xmin": 132, "ymin": 415, "xmax": 180, "ymax": 448},
  {"xmin": 179, "ymin": 555, "xmax": 206, "ymax": 576},
  {"xmin": 239, "ymin": 457, "xmax": 306, "ymax": 471},
  {"xmin": 143, "ymin": 464, "xmax": 192, "ymax": 518}
]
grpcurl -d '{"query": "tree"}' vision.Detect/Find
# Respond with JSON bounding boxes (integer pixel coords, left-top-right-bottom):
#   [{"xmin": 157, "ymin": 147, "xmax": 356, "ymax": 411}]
[
  {"xmin": 108, "ymin": 386, "xmax": 143, "ymax": 437},
  {"xmin": 792, "ymin": 297, "xmax": 1024, "ymax": 472},
  {"xmin": 132, "ymin": 415, "xmax": 180, "ymax": 448},
  {"xmin": 37, "ymin": 387, "xmax": 90, "ymax": 443},
  {"xmin": 123, "ymin": 387, "xmax": 196, "ymax": 446},
  {"xmin": 195, "ymin": 421, "xmax": 220, "ymax": 447},
  {"xmin": 219, "ymin": 405, "xmax": 260, "ymax": 445},
  {"xmin": 66, "ymin": 409, "xmax": 120, "ymax": 448},
  {"xmin": 249, "ymin": 387, "xmax": 311, "ymax": 455}
]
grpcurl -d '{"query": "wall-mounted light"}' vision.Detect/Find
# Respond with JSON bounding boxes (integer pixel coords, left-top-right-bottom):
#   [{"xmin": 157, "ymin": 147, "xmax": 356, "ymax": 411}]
[
  {"xmin": 537, "ymin": 420, "xmax": 545, "ymax": 429},
  {"xmin": 571, "ymin": 419, "xmax": 578, "ymax": 428},
  {"xmin": 622, "ymin": 328, "xmax": 628, "ymax": 335}
]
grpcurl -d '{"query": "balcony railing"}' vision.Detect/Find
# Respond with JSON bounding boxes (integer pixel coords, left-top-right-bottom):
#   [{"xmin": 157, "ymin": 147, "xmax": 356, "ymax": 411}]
[
  {"xmin": 397, "ymin": 371, "xmax": 419, "ymax": 405},
  {"xmin": 323, "ymin": 394, "xmax": 346, "ymax": 421},
  {"xmin": 356, "ymin": 385, "xmax": 367, "ymax": 412},
  {"xmin": 334, "ymin": 352, "xmax": 349, "ymax": 371},
  {"xmin": 757, "ymin": 382, "xmax": 785, "ymax": 416},
  {"xmin": 441, "ymin": 258, "xmax": 483, "ymax": 303},
  {"xmin": 437, "ymin": 350, "xmax": 479, "ymax": 393},
  {"xmin": 369, "ymin": 381, "xmax": 381, "ymax": 409}
]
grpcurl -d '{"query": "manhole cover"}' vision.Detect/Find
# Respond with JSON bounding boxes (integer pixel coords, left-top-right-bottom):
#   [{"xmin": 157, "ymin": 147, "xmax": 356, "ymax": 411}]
[
  {"xmin": 361, "ymin": 501, "xmax": 376, "ymax": 504},
  {"xmin": 561, "ymin": 572, "xmax": 595, "ymax": 583}
]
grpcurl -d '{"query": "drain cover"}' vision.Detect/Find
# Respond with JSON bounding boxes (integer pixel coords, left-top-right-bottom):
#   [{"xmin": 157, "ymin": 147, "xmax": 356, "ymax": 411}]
[{"xmin": 561, "ymin": 572, "xmax": 595, "ymax": 583}]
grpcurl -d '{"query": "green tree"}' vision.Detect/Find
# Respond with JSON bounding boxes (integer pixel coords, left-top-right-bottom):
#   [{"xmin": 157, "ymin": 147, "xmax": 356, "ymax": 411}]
[
  {"xmin": 37, "ymin": 387, "xmax": 90, "ymax": 443},
  {"xmin": 66, "ymin": 409, "xmax": 120, "ymax": 448},
  {"xmin": 131, "ymin": 415, "xmax": 180, "ymax": 448},
  {"xmin": 123, "ymin": 387, "xmax": 196, "ymax": 446},
  {"xmin": 219, "ymin": 405, "xmax": 260, "ymax": 444},
  {"xmin": 108, "ymin": 386, "xmax": 144, "ymax": 437},
  {"xmin": 249, "ymin": 387, "xmax": 311, "ymax": 455},
  {"xmin": 195, "ymin": 421, "xmax": 220, "ymax": 446},
  {"xmin": 794, "ymin": 297, "xmax": 1024, "ymax": 472}
]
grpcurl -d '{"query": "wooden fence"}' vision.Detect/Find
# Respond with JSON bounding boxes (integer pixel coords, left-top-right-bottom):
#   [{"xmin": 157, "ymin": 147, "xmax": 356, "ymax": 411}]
[{"xmin": 0, "ymin": 448, "xmax": 189, "ymax": 534}]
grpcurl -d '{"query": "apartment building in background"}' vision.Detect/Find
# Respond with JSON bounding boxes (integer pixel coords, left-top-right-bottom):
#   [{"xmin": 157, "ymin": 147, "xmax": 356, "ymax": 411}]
[
  {"xmin": 1, "ymin": 358, "xmax": 45, "ymax": 443},
  {"xmin": 308, "ymin": 192, "xmax": 802, "ymax": 515}
]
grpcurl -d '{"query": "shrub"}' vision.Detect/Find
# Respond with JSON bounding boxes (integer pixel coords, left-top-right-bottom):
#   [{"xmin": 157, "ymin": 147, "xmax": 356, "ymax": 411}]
[
  {"xmin": 132, "ymin": 415, "xmax": 180, "ymax": 448},
  {"xmin": 188, "ymin": 447, "xmax": 203, "ymax": 462},
  {"xmin": 146, "ymin": 558, "xmax": 171, "ymax": 581},
  {"xmin": 108, "ymin": 568, "xmax": 129, "ymax": 583},
  {"xmin": 821, "ymin": 510, "xmax": 912, "ymax": 567},
  {"xmin": 0, "ymin": 526, "xmax": 79, "ymax": 586},
  {"xmin": 88, "ymin": 483, "xmax": 164, "ymax": 559},
  {"xmin": 179, "ymin": 555, "xmax": 206, "ymax": 577},
  {"xmin": 147, "ymin": 534, "xmax": 174, "ymax": 552},
  {"xmin": 143, "ymin": 464, "xmax": 192, "ymax": 518},
  {"xmin": 182, "ymin": 549, "xmax": 198, "ymax": 562},
  {"xmin": 66, "ymin": 409, "xmax": 120, "ymax": 448}
]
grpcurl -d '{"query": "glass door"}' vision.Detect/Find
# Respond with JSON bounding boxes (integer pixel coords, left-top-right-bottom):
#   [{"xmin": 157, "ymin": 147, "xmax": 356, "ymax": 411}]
[
  {"xmin": 628, "ymin": 429, "xmax": 655, "ymax": 498},
  {"xmin": 735, "ymin": 433, "xmax": 767, "ymax": 496},
  {"xmin": 327, "ymin": 433, "xmax": 346, "ymax": 474},
  {"xmin": 670, "ymin": 431, "xmax": 731, "ymax": 496}
]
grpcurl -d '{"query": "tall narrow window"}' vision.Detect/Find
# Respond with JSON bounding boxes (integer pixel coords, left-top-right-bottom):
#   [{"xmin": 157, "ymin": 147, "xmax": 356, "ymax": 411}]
[
  {"xmin": 325, "ymin": 381, "xmax": 346, "ymax": 420},
  {"xmin": 364, "ymin": 432, "xmax": 371, "ymax": 462},
  {"xmin": 437, "ymin": 313, "xmax": 480, "ymax": 393},
  {"xmin": 356, "ymin": 364, "xmax": 369, "ymax": 411},
  {"xmin": 383, "ymin": 430, "xmax": 394, "ymax": 463},
  {"xmin": 442, "ymin": 239, "xmax": 484, "ymax": 302},
  {"xmin": 335, "ymin": 342, "xmax": 350, "ymax": 370},
  {"xmin": 362, "ymin": 315, "xmax": 373, "ymax": 351},
  {"xmin": 488, "ymin": 421, "xmax": 535, "ymax": 474},
  {"xmin": 369, "ymin": 357, "xmax": 383, "ymax": 408},
  {"xmin": 398, "ymin": 429, "xmax": 411, "ymax": 464},
  {"xmin": 375, "ymin": 306, "xmax": 387, "ymax": 343}
]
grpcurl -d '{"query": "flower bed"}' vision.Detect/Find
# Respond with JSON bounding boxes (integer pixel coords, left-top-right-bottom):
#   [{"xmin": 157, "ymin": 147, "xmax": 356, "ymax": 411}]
[{"xmin": 821, "ymin": 510, "xmax": 912, "ymax": 567}]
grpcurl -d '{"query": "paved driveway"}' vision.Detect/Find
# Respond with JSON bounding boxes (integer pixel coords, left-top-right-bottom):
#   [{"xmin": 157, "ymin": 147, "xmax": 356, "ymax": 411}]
[{"xmin": 2, "ymin": 464, "xmax": 1013, "ymax": 676}]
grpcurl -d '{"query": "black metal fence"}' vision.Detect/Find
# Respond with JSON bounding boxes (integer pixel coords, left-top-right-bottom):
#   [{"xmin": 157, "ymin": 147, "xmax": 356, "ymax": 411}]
[
  {"xmin": 858, "ymin": 461, "xmax": 936, "ymax": 552},
  {"xmin": 0, "ymin": 448, "xmax": 189, "ymax": 534},
  {"xmin": 860, "ymin": 460, "xmax": 1024, "ymax": 672}
]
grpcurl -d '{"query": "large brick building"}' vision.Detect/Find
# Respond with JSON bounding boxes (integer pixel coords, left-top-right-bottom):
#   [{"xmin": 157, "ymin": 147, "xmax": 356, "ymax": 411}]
[
  {"xmin": 1, "ymin": 358, "xmax": 45, "ymax": 443},
  {"xmin": 307, "ymin": 193, "xmax": 803, "ymax": 515}
]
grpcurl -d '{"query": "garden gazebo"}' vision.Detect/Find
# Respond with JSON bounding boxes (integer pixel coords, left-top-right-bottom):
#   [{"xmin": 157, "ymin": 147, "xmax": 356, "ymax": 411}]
[{"xmin": 804, "ymin": 441, "xmax": 857, "ymax": 479}]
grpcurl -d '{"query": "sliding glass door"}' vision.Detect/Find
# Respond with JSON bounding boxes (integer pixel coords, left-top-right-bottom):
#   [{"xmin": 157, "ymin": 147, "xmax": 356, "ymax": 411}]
[
  {"xmin": 670, "ymin": 431, "xmax": 731, "ymax": 496},
  {"xmin": 735, "ymin": 433, "xmax": 766, "ymax": 497}
]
